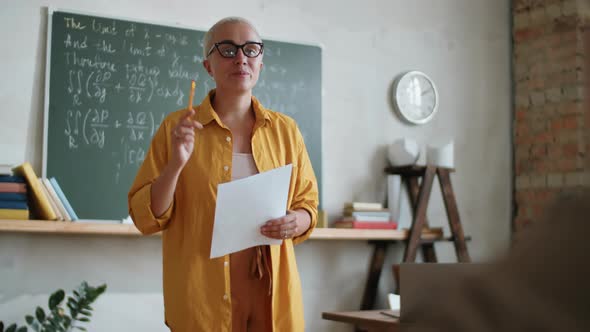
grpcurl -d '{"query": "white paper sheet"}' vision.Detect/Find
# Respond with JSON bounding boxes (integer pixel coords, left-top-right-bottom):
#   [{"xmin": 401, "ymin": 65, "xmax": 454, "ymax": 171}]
[
  {"xmin": 209, "ymin": 164, "xmax": 292, "ymax": 259},
  {"xmin": 388, "ymin": 293, "xmax": 401, "ymax": 310}
]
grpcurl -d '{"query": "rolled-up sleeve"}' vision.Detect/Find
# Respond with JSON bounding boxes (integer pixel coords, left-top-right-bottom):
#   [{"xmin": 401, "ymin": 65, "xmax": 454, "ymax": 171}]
[
  {"xmin": 128, "ymin": 119, "xmax": 174, "ymax": 235},
  {"xmin": 290, "ymin": 126, "xmax": 319, "ymax": 245}
]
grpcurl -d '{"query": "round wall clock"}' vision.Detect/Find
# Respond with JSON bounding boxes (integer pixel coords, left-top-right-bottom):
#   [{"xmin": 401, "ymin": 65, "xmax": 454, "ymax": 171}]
[{"xmin": 392, "ymin": 71, "xmax": 439, "ymax": 125}]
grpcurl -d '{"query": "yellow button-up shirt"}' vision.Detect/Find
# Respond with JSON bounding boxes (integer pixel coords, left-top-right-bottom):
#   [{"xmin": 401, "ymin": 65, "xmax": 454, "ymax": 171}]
[{"xmin": 128, "ymin": 90, "xmax": 319, "ymax": 332}]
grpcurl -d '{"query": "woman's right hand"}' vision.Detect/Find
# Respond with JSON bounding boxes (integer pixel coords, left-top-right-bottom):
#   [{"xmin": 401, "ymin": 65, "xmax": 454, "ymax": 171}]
[{"xmin": 170, "ymin": 109, "xmax": 203, "ymax": 170}]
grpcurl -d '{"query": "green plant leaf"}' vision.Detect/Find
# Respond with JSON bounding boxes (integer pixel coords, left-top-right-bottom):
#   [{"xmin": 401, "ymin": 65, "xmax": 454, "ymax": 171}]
[
  {"xmin": 86, "ymin": 285, "xmax": 107, "ymax": 302},
  {"xmin": 34, "ymin": 307, "xmax": 45, "ymax": 323},
  {"xmin": 28, "ymin": 322, "xmax": 40, "ymax": 332},
  {"xmin": 8, "ymin": 282, "xmax": 107, "ymax": 332},
  {"xmin": 67, "ymin": 302, "xmax": 77, "ymax": 315},
  {"xmin": 48, "ymin": 290, "xmax": 65, "ymax": 310},
  {"xmin": 79, "ymin": 309, "xmax": 92, "ymax": 317},
  {"xmin": 46, "ymin": 316, "xmax": 59, "ymax": 329},
  {"xmin": 63, "ymin": 316, "xmax": 72, "ymax": 328},
  {"xmin": 43, "ymin": 325, "xmax": 55, "ymax": 332}
]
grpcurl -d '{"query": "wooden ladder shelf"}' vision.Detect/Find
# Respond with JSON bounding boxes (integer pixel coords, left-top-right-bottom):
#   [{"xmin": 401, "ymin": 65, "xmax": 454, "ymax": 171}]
[{"xmin": 359, "ymin": 165, "xmax": 471, "ymax": 313}]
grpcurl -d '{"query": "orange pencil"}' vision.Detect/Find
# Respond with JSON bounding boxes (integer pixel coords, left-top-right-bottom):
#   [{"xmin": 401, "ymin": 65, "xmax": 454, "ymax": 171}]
[{"xmin": 188, "ymin": 80, "xmax": 196, "ymax": 110}]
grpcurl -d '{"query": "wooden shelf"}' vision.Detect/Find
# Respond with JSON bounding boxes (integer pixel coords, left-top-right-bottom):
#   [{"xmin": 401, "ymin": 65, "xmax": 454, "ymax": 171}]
[
  {"xmin": 0, "ymin": 220, "xmax": 450, "ymax": 241},
  {"xmin": 0, "ymin": 220, "xmax": 144, "ymax": 236},
  {"xmin": 384, "ymin": 165, "xmax": 455, "ymax": 176}
]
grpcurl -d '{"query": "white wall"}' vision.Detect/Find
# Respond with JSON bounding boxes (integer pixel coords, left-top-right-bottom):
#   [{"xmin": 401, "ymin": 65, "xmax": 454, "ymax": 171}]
[{"xmin": 0, "ymin": 0, "xmax": 512, "ymax": 331}]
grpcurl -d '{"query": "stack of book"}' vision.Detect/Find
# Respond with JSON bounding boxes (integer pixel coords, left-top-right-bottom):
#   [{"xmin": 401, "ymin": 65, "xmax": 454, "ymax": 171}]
[
  {"xmin": 0, "ymin": 174, "xmax": 29, "ymax": 220},
  {"xmin": 11, "ymin": 162, "xmax": 78, "ymax": 221},
  {"xmin": 333, "ymin": 202, "xmax": 398, "ymax": 229},
  {"xmin": 39, "ymin": 177, "xmax": 79, "ymax": 221}
]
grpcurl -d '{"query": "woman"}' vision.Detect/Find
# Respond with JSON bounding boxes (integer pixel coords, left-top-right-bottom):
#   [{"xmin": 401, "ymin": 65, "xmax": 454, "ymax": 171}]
[{"xmin": 128, "ymin": 17, "xmax": 318, "ymax": 332}]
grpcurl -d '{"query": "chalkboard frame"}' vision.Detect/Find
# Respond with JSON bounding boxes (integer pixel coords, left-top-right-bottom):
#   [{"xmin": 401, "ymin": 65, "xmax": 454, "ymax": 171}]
[{"xmin": 42, "ymin": 8, "xmax": 323, "ymax": 219}]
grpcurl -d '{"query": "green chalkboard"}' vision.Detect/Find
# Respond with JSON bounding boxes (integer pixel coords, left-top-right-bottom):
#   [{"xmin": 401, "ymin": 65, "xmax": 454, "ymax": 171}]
[{"xmin": 44, "ymin": 10, "xmax": 322, "ymax": 220}]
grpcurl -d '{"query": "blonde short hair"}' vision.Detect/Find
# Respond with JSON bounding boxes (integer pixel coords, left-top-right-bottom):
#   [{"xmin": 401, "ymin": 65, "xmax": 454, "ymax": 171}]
[{"xmin": 202, "ymin": 17, "xmax": 262, "ymax": 58}]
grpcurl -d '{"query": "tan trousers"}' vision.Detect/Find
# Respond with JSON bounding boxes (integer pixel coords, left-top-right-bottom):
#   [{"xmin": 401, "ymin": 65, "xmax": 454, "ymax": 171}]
[{"xmin": 230, "ymin": 246, "xmax": 272, "ymax": 332}]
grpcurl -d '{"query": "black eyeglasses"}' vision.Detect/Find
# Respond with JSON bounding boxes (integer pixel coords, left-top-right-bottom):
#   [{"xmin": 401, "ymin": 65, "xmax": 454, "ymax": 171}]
[{"xmin": 206, "ymin": 41, "xmax": 264, "ymax": 58}]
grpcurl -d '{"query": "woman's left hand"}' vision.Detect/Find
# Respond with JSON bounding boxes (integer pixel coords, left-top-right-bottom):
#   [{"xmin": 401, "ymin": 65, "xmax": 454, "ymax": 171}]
[{"xmin": 261, "ymin": 210, "xmax": 299, "ymax": 240}]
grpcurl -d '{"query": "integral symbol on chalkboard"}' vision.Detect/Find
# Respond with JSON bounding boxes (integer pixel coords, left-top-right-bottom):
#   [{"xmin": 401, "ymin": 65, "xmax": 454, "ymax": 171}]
[{"xmin": 46, "ymin": 10, "xmax": 322, "ymax": 219}]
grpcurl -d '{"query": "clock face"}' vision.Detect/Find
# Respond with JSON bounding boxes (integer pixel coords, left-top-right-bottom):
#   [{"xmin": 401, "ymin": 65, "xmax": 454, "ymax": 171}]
[{"xmin": 393, "ymin": 71, "xmax": 438, "ymax": 124}]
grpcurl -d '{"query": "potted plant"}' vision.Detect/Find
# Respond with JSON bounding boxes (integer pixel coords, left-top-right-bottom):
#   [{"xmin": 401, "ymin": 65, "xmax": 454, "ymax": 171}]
[{"xmin": 0, "ymin": 281, "xmax": 106, "ymax": 332}]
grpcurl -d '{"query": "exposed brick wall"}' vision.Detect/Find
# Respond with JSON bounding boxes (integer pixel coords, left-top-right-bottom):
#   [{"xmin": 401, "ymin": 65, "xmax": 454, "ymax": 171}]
[{"xmin": 513, "ymin": 0, "xmax": 589, "ymax": 230}]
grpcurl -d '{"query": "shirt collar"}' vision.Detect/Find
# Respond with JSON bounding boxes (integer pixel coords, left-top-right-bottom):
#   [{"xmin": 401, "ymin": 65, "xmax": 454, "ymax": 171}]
[{"xmin": 195, "ymin": 89, "xmax": 271, "ymax": 127}]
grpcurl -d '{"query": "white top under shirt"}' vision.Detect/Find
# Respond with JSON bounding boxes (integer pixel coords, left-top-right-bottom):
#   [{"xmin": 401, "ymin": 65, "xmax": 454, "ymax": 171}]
[{"xmin": 231, "ymin": 153, "xmax": 259, "ymax": 181}]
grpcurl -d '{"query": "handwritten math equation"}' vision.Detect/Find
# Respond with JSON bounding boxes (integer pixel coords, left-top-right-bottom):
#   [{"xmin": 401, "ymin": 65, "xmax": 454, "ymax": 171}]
[{"xmin": 53, "ymin": 15, "xmax": 305, "ymax": 184}]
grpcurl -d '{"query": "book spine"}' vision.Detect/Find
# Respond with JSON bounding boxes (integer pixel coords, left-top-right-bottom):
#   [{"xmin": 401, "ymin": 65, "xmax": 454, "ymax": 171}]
[
  {"xmin": 0, "ymin": 183, "xmax": 27, "ymax": 193},
  {"xmin": 334, "ymin": 221, "xmax": 398, "ymax": 229},
  {"xmin": 44, "ymin": 178, "xmax": 71, "ymax": 221},
  {"xmin": 0, "ymin": 193, "xmax": 28, "ymax": 201},
  {"xmin": 0, "ymin": 175, "xmax": 26, "ymax": 183},
  {"xmin": 341, "ymin": 216, "xmax": 392, "ymax": 222},
  {"xmin": 350, "ymin": 211, "xmax": 391, "ymax": 218},
  {"xmin": 351, "ymin": 221, "xmax": 397, "ymax": 229},
  {"xmin": 49, "ymin": 177, "xmax": 79, "ymax": 221},
  {"xmin": 38, "ymin": 178, "xmax": 63, "ymax": 221},
  {"xmin": 344, "ymin": 202, "xmax": 383, "ymax": 210},
  {"xmin": 0, "ymin": 200, "xmax": 28, "ymax": 209},
  {"xmin": 13, "ymin": 162, "xmax": 57, "ymax": 220},
  {"xmin": 0, "ymin": 208, "xmax": 29, "ymax": 220}
]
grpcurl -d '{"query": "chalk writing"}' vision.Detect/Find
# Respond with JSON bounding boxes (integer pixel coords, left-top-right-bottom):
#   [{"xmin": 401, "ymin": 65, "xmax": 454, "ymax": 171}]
[{"xmin": 47, "ymin": 11, "xmax": 320, "ymax": 221}]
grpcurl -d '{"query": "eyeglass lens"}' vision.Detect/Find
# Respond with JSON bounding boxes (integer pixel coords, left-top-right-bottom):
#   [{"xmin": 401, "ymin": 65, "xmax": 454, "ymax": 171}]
[{"xmin": 217, "ymin": 42, "xmax": 262, "ymax": 58}]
